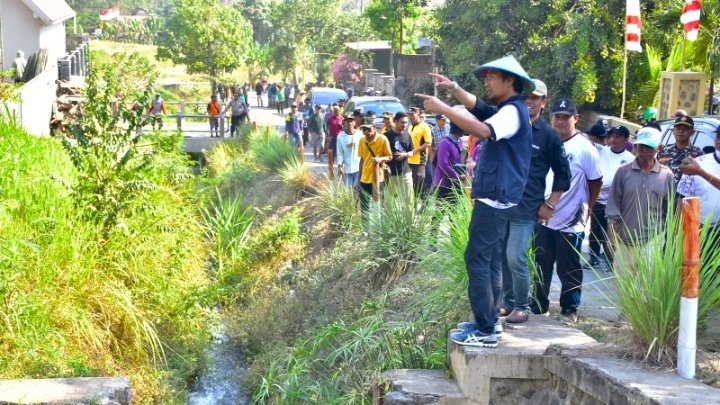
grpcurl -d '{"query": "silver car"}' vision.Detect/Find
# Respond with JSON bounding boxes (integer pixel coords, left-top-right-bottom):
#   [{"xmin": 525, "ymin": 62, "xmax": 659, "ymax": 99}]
[{"xmin": 658, "ymin": 116, "xmax": 719, "ymax": 154}]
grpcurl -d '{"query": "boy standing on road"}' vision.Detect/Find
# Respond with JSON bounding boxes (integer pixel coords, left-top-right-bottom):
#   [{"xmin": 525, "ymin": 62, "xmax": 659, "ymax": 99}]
[{"xmin": 207, "ymin": 94, "xmax": 221, "ymax": 137}]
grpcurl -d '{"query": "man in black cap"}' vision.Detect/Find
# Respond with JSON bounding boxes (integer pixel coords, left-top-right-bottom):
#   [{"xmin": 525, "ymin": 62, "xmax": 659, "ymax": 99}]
[
  {"xmin": 586, "ymin": 121, "xmax": 609, "ymax": 153},
  {"xmin": 657, "ymin": 115, "xmax": 703, "ymax": 185},
  {"xmin": 431, "ymin": 113, "xmax": 450, "ymax": 168},
  {"xmin": 589, "ymin": 125, "xmax": 634, "ymax": 269},
  {"xmin": 417, "ymin": 55, "xmax": 535, "ymax": 348},
  {"xmin": 531, "ymin": 98, "xmax": 602, "ymax": 320}
]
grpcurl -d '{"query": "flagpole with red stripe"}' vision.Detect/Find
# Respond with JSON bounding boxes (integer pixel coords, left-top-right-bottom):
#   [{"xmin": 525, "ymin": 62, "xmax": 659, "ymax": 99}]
[
  {"xmin": 622, "ymin": 0, "xmax": 642, "ymax": 118},
  {"xmin": 680, "ymin": 0, "xmax": 702, "ymax": 70}
]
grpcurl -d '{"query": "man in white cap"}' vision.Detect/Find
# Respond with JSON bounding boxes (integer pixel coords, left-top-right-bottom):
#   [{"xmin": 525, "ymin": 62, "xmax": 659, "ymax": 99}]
[
  {"xmin": 417, "ymin": 55, "xmax": 535, "ymax": 348},
  {"xmin": 606, "ymin": 126, "xmax": 675, "ymax": 271},
  {"xmin": 498, "ymin": 79, "xmax": 571, "ymax": 324}
]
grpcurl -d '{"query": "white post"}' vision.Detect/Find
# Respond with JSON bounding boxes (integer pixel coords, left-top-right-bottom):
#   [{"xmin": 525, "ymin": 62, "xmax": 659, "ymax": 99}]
[{"xmin": 678, "ymin": 297, "xmax": 698, "ymax": 378}]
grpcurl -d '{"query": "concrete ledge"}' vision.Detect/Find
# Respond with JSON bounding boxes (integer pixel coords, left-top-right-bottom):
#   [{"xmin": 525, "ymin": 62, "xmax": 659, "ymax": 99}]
[
  {"xmin": 449, "ymin": 316, "xmax": 596, "ymax": 403},
  {"xmin": 545, "ymin": 345, "xmax": 720, "ymax": 405},
  {"xmin": 0, "ymin": 377, "xmax": 131, "ymax": 404},
  {"xmin": 380, "ymin": 369, "xmax": 469, "ymax": 405}
]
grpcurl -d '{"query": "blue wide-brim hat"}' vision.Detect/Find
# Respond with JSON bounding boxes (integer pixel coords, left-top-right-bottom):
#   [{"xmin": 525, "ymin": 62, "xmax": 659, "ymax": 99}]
[{"xmin": 473, "ymin": 55, "xmax": 535, "ymax": 95}]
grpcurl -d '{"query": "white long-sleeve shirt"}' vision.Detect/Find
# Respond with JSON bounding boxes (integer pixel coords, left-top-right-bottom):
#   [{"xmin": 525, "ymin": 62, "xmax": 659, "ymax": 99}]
[{"xmin": 336, "ymin": 130, "xmax": 362, "ymax": 174}]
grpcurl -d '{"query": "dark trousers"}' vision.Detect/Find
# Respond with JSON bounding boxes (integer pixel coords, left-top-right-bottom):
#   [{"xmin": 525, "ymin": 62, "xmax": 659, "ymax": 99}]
[
  {"xmin": 532, "ymin": 225, "xmax": 584, "ymax": 314},
  {"xmin": 230, "ymin": 114, "xmax": 246, "ymax": 137},
  {"xmin": 359, "ymin": 182, "xmax": 383, "ymax": 231},
  {"xmin": 589, "ymin": 203, "xmax": 610, "ymax": 262},
  {"xmin": 464, "ymin": 201, "xmax": 506, "ymax": 334}
]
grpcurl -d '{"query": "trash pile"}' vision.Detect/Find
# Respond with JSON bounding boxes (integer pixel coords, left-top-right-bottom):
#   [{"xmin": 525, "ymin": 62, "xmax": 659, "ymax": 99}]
[{"xmin": 51, "ymin": 80, "xmax": 85, "ymax": 134}]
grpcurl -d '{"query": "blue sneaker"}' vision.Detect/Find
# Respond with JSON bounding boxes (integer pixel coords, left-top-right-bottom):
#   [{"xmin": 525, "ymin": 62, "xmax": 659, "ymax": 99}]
[
  {"xmin": 456, "ymin": 320, "xmax": 503, "ymax": 337},
  {"xmin": 449, "ymin": 329, "xmax": 498, "ymax": 348}
]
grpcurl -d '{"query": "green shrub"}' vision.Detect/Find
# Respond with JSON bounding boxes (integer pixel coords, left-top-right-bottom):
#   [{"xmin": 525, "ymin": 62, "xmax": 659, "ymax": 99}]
[
  {"xmin": 0, "ymin": 120, "xmax": 212, "ymax": 401},
  {"xmin": 201, "ymin": 189, "xmax": 255, "ymax": 287}
]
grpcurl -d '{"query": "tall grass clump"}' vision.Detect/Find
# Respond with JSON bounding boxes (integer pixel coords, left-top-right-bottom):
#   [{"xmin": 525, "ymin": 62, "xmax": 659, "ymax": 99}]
[
  {"xmin": 279, "ymin": 158, "xmax": 314, "ymax": 193},
  {"xmin": 362, "ymin": 192, "xmax": 436, "ymax": 285},
  {"xmin": 201, "ymin": 189, "xmax": 255, "ymax": 283},
  {"xmin": 0, "ymin": 54, "xmax": 214, "ymax": 402},
  {"xmin": 248, "ymin": 128, "xmax": 296, "ymax": 172},
  {"xmin": 250, "ymin": 296, "xmax": 445, "ymax": 404},
  {"xmin": 598, "ymin": 196, "xmax": 720, "ymax": 365},
  {"xmin": 313, "ymin": 179, "xmax": 359, "ymax": 232},
  {"xmin": 416, "ymin": 193, "xmax": 473, "ymax": 321}
]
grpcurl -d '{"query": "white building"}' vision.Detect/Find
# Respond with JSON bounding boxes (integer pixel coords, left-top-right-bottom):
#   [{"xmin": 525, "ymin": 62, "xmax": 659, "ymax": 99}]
[
  {"xmin": 0, "ymin": 0, "xmax": 75, "ymax": 135},
  {"xmin": 1, "ymin": 0, "xmax": 75, "ymax": 74}
]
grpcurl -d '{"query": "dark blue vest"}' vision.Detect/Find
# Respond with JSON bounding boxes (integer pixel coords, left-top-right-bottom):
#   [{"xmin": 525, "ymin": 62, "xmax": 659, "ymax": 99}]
[{"xmin": 470, "ymin": 95, "xmax": 532, "ymax": 204}]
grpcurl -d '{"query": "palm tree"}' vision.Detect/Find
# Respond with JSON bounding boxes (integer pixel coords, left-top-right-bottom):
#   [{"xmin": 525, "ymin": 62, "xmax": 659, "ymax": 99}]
[{"xmin": 653, "ymin": 0, "xmax": 720, "ymax": 113}]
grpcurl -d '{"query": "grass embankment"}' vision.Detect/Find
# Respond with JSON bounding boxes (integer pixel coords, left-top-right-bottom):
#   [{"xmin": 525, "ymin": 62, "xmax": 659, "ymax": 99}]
[
  {"xmin": 202, "ymin": 129, "xmax": 469, "ymax": 402},
  {"xmin": 0, "ymin": 120, "xmax": 212, "ymax": 402}
]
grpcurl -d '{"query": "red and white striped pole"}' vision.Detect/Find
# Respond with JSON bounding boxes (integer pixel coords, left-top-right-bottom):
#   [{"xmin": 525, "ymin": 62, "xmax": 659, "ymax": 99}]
[{"xmin": 678, "ymin": 197, "xmax": 700, "ymax": 379}]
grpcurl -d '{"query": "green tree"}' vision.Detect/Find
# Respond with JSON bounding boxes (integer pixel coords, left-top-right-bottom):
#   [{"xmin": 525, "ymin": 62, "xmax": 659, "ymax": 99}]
[
  {"xmin": 156, "ymin": 0, "xmax": 252, "ymax": 93},
  {"xmin": 268, "ymin": 0, "xmax": 371, "ymax": 83},
  {"xmin": 364, "ymin": 0, "xmax": 425, "ymax": 55},
  {"xmin": 434, "ymin": 0, "xmax": 639, "ymax": 115}
]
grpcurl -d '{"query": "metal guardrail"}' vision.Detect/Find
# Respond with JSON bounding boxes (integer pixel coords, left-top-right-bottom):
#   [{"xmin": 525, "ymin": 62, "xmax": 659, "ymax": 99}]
[{"xmin": 140, "ymin": 101, "xmax": 233, "ymax": 134}]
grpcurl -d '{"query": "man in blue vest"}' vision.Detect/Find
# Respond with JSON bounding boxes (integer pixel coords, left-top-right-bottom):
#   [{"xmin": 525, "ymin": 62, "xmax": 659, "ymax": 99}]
[{"xmin": 417, "ymin": 56, "xmax": 534, "ymax": 348}]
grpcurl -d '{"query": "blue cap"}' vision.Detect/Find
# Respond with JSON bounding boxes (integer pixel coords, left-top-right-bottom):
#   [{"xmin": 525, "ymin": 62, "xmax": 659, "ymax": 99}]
[{"xmin": 473, "ymin": 55, "xmax": 535, "ymax": 94}]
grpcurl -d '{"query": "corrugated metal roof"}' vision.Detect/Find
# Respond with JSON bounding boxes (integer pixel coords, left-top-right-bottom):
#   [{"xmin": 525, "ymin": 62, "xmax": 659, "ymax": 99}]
[
  {"xmin": 21, "ymin": 0, "xmax": 75, "ymax": 25},
  {"xmin": 345, "ymin": 41, "xmax": 392, "ymax": 51}
]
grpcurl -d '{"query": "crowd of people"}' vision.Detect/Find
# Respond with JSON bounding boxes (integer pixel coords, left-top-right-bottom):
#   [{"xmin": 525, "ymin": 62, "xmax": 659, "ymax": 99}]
[
  {"xmin": 407, "ymin": 56, "xmax": 720, "ymax": 349},
  {"xmin": 201, "ymin": 69, "xmax": 720, "ymax": 350}
]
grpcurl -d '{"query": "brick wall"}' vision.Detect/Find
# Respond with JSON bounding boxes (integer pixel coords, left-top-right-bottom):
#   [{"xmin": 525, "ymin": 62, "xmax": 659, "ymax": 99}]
[{"xmin": 394, "ymin": 54, "xmax": 434, "ymax": 105}]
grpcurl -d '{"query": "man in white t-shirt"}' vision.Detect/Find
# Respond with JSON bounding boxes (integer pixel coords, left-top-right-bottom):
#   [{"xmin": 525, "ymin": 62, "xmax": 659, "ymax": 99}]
[
  {"xmin": 336, "ymin": 116, "xmax": 362, "ymax": 187},
  {"xmin": 678, "ymin": 126, "xmax": 720, "ymax": 248},
  {"xmin": 589, "ymin": 125, "xmax": 635, "ymax": 268},
  {"xmin": 531, "ymin": 98, "xmax": 602, "ymax": 319}
]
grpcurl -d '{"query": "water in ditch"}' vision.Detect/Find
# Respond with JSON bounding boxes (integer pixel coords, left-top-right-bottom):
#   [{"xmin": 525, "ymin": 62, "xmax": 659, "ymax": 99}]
[{"xmin": 187, "ymin": 315, "xmax": 249, "ymax": 405}]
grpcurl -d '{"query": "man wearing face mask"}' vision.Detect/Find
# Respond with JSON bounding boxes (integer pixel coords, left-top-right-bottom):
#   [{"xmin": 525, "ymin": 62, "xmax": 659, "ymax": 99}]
[
  {"xmin": 223, "ymin": 93, "xmax": 250, "ymax": 138},
  {"xmin": 678, "ymin": 126, "xmax": 720, "ymax": 247}
]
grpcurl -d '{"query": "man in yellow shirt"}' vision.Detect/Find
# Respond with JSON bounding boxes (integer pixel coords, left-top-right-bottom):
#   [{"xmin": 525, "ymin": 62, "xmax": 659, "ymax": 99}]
[
  {"xmin": 358, "ymin": 123, "xmax": 392, "ymax": 232},
  {"xmin": 407, "ymin": 107, "xmax": 433, "ymax": 196}
]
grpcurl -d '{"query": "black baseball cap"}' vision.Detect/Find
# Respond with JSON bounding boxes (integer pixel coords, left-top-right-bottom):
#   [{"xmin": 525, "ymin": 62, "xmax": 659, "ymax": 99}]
[
  {"xmin": 449, "ymin": 122, "xmax": 465, "ymax": 135},
  {"xmin": 608, "ymin": 125, "xmax": 630, "ymax": 138},
  {"xmin": 675, "ymin": 115, "xmax": 695, "ymax": 128},
  {"xmin": 551, "ymin": 98, "xmax": 578, "ymax": 115},
  {"xmin": 588, "ymin": 123, "xmax": 607, "ymax": 138}
]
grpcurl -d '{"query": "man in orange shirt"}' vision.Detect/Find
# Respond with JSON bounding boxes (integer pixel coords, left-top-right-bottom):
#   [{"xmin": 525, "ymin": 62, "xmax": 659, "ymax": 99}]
[{"xmin": 207, "ymin": 94, "xmax": 221, "ymax": 137}]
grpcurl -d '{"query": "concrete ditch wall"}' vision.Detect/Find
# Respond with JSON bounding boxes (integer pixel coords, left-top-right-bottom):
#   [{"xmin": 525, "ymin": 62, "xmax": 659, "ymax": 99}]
[
  {"xmin": 0, "ymin": 377, "xmax": 131, "ymax": 404},
  {"xmin": 381, "ymin": 316, "xmax": 720, "ymax": 404}
]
